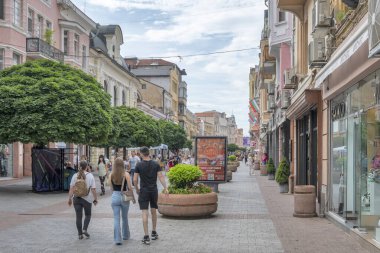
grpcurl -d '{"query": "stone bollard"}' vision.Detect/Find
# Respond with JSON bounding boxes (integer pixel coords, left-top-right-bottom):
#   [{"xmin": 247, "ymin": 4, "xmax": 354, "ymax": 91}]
[{"xmin": 293, "ymin": 185, "xmax": 317, "ymax": 218}]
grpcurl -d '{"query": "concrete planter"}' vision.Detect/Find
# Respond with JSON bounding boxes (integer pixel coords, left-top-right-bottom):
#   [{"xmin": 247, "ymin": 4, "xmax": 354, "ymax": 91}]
[
  {"xmin": 232, "ymin": 161, "xmax": 240, "ymax": 168},
  {"xmin": 279, "ymin": 183, "xmax": 289, "ymax": 193},
  {"xmin": 260, "ymin": 165, "xmax": 267, "ymax": 176},
  {"xmin": 226, "ymin": 170, "xmax": 232, "ymax": 182},
  {"xmin": 158, "ymin": 192, "xmax": 218, "ymax": 217},
  {"xmin": 227, "ymin": 163, "xmax": 237, "ymax": 172},
  {"xmin": 293, "ymin": 185, "xmax": 317, "ymax": 218},
  {"xmin": 268, "ymin": 173, "xmax": 275, "ymax": 180},
  {"xmin": 253, "ymin": 161, "xmax": 260, "ymax": 170}
]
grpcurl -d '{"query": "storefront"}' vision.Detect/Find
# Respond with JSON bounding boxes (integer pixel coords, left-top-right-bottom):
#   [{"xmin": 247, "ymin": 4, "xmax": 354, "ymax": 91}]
[
  {"xmin": 329, "ymin": 69, "xmax": 380, "ymax": 237},
  {"xmin": 0, "ymin": 144, "xmax": 13, "ymax": 178}
]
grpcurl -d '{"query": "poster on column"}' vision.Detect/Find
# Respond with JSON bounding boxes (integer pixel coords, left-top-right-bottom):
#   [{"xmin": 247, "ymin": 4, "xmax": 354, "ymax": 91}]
[{"xmin": 195, "ymin": 136, "xmax": 227, "ymax": 182}]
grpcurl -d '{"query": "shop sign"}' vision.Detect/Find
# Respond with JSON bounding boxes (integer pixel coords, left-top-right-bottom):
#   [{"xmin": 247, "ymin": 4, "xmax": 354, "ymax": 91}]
[
  {"xmin": 331, "ymin": 102, "xmax": 346, "ymax": 120},
  {"xmin": 195, "ymin": 136, "xmax": 227, "ymax": 182}
]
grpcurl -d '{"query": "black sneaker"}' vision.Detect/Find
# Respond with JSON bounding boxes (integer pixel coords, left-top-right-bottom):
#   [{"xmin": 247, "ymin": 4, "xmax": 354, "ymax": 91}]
[
  {"xmin": 78, "ymin": 234, "xmax": 84, "ymax": 240},
  {"xmin": 142, "ymin": 235, "xmax": 150, "ymax": 245},
  {"xmin": 151, "ymin": 231, "xmax": 158, "ymax": 240},
  {"xmin": 83, "ymin": 230, "xmax": 90, "ymax": 239}
]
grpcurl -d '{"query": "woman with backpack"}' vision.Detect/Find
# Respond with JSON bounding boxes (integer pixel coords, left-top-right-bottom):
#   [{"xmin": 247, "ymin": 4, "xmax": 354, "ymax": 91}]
[
  {"xmin": 109, "ymin": 157, "xmax": 133, "ymax": 245},
  {"xmin": 68, "ymin": 160, "xmax": 98, "ymax": 240}
]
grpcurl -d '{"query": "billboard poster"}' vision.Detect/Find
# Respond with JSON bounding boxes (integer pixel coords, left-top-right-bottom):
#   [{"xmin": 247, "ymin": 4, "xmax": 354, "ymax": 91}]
[{"xmin": 195, "ymin": 136, "xmax": 227, "ymax": 182}]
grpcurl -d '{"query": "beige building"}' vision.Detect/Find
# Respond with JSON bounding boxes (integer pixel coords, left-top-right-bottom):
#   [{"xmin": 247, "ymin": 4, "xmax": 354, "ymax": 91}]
[{"xmin": 124, "ymin": 58, "xmax": 187, "ymax": 122}]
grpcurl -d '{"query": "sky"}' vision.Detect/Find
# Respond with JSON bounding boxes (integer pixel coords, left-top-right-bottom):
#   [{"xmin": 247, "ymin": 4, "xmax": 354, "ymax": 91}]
[{"xmin": 72, "ymin": 0, "xmax": 266, "ymax": 136}]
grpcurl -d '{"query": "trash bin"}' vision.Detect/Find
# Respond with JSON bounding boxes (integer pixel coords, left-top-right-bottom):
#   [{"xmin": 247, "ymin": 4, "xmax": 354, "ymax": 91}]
[{"xmin": 293, "ymin": 185, "xmax": 317, "ymax": 217}]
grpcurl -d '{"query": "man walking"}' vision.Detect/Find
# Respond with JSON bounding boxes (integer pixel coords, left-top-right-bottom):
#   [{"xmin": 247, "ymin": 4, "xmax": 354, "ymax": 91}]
[
  {"xmin": 134, "ymin": 147, "xmax": 168, "ymax": 245},
  {"xmin": 129, "ymin": 151, "xmax": 140, "ymax": 185}
]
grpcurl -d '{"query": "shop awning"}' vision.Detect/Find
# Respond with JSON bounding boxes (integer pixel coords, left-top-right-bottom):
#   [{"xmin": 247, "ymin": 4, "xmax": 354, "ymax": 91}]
[{"xmin": 286, "ymin": 89, "xmax": 320, "ymax": 119}]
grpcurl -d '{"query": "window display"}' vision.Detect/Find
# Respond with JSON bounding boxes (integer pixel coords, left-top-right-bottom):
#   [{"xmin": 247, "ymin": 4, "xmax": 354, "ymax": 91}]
[{"xmin": 0, "ymin": 144, "xmax": 13, "ymax": 177}]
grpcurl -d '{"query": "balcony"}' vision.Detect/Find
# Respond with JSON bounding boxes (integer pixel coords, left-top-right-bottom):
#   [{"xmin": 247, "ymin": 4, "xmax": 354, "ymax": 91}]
[
  {"xmin": 26, "ymin": 38, "xmax": 64, "ymax": 62},
  {"xmin": 277, "ymin": 0, "xmax": 306, "ymax": 21}
]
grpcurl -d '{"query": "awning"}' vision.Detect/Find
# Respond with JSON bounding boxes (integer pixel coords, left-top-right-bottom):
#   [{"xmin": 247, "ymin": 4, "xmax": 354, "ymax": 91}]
[{"xmin": 286, "ymin": 90, "xmax": 320, "ymax": 119}]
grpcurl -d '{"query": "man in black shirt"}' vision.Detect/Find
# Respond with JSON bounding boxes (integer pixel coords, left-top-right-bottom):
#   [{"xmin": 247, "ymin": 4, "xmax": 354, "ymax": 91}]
[{"xmin": 134, "ymin": 146, "xmax": 168, "ymax": 245}]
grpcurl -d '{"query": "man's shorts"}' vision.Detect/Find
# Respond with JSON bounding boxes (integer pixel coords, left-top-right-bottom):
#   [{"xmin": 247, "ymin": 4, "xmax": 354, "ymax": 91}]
[{"xmin": 138, "ymin": 188, "xmax": 158, "ymax": 210}]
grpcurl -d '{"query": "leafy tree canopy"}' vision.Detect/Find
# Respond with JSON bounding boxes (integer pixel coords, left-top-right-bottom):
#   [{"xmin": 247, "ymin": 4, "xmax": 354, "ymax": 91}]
[
  {"xmin": 0, "ymin": 59, "xmax": 112, "ymax": 145},
  {"xmin": 109, "ymin": 106, "xmax": 162, "ymax": 148},
  {"xmin": 158, "ymin": 119, "xmax": 188, "ymax": 153},
  {"xmin": 227, "ymin": 143, "xmax": 239, "ymax": 152}
]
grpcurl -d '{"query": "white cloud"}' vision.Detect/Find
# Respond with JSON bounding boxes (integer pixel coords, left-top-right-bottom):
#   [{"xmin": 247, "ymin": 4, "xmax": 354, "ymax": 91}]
[{"xmin": 79, "ymin": 0, "xmax": 265, "ymax": 135}]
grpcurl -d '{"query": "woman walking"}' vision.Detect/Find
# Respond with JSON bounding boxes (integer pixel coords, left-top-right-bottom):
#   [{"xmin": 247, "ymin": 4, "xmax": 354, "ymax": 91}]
[
  {"xmin": 68, "ymin": 160, "xmax": 97, "ymax": 240},
  {"xmin": 109, "ymin": 157, "xmax": 133, "ymax": 245},
  {"xmin": 97, "ymin": 155, "xmax": 107, "ymax": 196}
]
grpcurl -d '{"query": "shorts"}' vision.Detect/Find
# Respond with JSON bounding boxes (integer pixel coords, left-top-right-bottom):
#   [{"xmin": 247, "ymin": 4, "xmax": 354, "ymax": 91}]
[{"xmin": 138, "ymin": 188, "xmax": 158, "ymax": 210}]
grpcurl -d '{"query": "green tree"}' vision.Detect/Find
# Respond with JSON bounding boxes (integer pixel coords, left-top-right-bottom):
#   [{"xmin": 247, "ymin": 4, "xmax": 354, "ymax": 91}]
[
  {"xmin": 0, "ymin": 59, "xmax": 112, "ymax": 145},
  {"xmin": 227, "ymin": 143, "xmax": 239, "ymax": 152},
  {"xmin": 110, "ymin": 106, "xmax": 162, "ymax": 148},
  {"xmin": 159, "ymin": 120, "xmax": 188, "ymax": 153}
]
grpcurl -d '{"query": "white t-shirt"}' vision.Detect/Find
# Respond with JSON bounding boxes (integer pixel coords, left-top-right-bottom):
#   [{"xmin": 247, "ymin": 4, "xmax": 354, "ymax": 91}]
[{"xmin": 70, "ymin": 172, "xmax": 96, "ymax": 203}]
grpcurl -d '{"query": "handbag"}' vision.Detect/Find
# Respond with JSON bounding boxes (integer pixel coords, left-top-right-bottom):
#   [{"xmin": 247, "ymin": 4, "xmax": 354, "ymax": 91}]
[{"xmin": 121, "ymin": 176, "xmax": 136, "ymax": 204}]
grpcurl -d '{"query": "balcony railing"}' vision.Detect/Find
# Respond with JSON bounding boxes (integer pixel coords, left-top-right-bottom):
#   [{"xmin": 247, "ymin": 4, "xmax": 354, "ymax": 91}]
[{"xmin": 26, "ymin": 38, "xmax": 64, "ymax": 62}]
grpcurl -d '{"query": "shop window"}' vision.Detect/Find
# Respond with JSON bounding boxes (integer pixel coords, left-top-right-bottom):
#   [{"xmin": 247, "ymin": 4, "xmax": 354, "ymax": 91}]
[
  {"xmin": 13, "ymin": 0, "xmax": 21, "ymax": 27},
  {"xmin": 113, "ymin": 86, "xmax": 117, "ymax": 106},
  {"xmin": 0, "ymin": 48, "xmax": 4, "ymax": 70},
  {"xmin": 0, "ymin": 144, "xmax": 13, "ymax": 177},
  {"xmin": 74, "ymin": 34, "xmax": 79, "ymax": 58},
  {"xmin": 82, "ymin": 45, "xmax": 86, "ymax": 69},
  {"xmin": 122, "ymin": 90, "xmax": 126, "ymax": 105},
  {"xmin": 0, "ymin": 0, "xmax": 4, "ymax": 20},
  {"xmin": 63, "ymin": 30, "xmax": 68, "ymax": 55},
  {"xmin": 12, "ymin": 52, "xmax": 21, "ymax": 65},
  {"xmin": 278, "ymin": 11, "xmax": 286, "ymax": 23},
  {"xmin": 27, "ymin": 9, "xmax": 34, "ymax": 35},
  {"xmin": 37, "ymin": 15, "xmax": 43, "ymax": 39}
]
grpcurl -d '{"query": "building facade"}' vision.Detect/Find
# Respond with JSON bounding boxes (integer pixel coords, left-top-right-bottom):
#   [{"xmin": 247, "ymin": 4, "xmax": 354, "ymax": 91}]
[{"xmin": 255, "ymin": 0, "xmax": 380, "ymax": 248}]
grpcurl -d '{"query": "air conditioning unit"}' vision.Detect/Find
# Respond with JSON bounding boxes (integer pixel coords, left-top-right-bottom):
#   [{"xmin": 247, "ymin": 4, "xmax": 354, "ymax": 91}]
[
  {"xmin": 280, "ymin": 90, "xmax": 291, "ymax": 109},
  {"xmin": 267, "ymin": 82, "xmax": 275, "ymax": 95},
  {"xmin": 309, "ymin": 38, "xmax": 326, "ymax": 67},
  {"xmin": 284, "ymin": 69, "xmax": 297, "ymax": 89},
  {"xmin": 268, "ymin": 95, "xmax": 276, "ymax": 110},
  {"xmin": 312, "ymin": 0, "xmax": 331, "ymax": 29},
  {"xmin": 369, "ymin": 0, "xmax": 380, "ymax": 58}
]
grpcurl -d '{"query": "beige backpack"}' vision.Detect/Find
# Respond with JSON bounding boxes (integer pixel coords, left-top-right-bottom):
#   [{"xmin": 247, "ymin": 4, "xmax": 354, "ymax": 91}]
[{"xmin": 73, "ymin": 172, "xmax": 89, "ymax": 197}]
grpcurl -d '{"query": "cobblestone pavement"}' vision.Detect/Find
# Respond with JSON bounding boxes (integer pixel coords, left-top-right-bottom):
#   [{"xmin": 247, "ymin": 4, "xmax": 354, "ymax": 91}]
[
  {"xmin": 0, "ymin": 163, "xmax": 371, "ymax": 253},
  {"xmin": 0, "ymin": 163, "xmax": 282, "ymax": 253}
]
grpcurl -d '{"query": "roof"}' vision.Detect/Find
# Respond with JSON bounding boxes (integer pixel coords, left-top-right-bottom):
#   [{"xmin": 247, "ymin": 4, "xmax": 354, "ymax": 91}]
[
  {"xmin": 90, "ymin": 25, "xmax": 123, "ymax": 53},
  {"xmin": 130, "ymin": 65, "xmax": 172, "ymax": 77},
  {"xmin": 125, "ymin": 58, "xmax": 175, "ymax": 67}
]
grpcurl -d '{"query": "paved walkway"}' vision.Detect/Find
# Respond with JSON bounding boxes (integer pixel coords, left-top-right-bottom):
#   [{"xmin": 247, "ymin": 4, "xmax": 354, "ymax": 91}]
[{"xmin": 0, "ymin": 163, "xmax": 372, "ymax": 253}]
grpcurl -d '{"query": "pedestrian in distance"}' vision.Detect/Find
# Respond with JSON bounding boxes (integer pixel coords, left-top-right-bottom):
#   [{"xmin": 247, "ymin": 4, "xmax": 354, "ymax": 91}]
[
  {"xmin": 109, "ymin": 157, "xmax": 133, "ymax": 245},
  {"xmin": 134, "ymin": 146, "xmax": 168, "ymax": 245},
  {"xmin": 68, "ymin": 160, "xmax": 98, "ymax": 240},
  {"xmin": 129, "ymin": 151, "xmax": 140, "ymax": 185},
  {"xmin": 244, "ymin": 154, "xmax": 248, "ymax": 165},
  {"xmin": 97, "ymin": 155, "xmax": 107, "ymax": 196}
]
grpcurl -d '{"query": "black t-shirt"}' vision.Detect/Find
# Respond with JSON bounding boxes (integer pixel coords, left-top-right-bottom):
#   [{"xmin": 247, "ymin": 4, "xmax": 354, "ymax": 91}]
[{"xmin": 135, "ymin": 160, "xmax": 161, "ymax": 191}]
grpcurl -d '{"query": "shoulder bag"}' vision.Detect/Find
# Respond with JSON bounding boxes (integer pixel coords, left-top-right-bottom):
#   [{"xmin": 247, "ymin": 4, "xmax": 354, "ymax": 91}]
[{"xmin": 121, "ymin": 176, "xmax": 136, "ymax": 204}]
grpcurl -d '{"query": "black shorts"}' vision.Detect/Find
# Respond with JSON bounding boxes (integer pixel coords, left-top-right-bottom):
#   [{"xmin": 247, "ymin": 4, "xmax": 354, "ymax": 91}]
[{"xmin": 138, "ymin": 189, "xmax": 158, "ymax": 210}]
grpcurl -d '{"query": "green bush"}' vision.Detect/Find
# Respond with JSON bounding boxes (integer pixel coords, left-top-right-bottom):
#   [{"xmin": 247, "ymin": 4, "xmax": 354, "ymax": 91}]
[
  {"xmin": 167, "ymin": 164, "xmax": 203, "ymax": 189},
  {"xmin": 167, "ymin": 164, "xmax": 211, "ymax": 194},
  {"xmin": 275, "ymin": 158, "xmax": 290, "ymax": 184},
  {"xmin": 168, "ymin": 183, "xmax": 212, "ymax": 194},
  {"xmin": 228, "ymin": 155, "xmax": 237, "ymax": 161},
  {"xmin": 267, "ymin": 158, "xmax": 275, "ymax": 174}
]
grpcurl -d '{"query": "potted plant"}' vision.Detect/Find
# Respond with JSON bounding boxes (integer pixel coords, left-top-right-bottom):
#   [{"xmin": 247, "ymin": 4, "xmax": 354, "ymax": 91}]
[
  {"xmin": 157, "ymin": 164, "xmax": 218, "ymax": 217},
  {"xmin": 267, "ymin": 158, "xmax": 275, "ymax": 180},
  {"xmin": 228, "ymin": 155, "xmax": 238, "ymax": 172},
  {"xmin": 275, "ymin": 158, "xmax": 290, "ymax": 193}
]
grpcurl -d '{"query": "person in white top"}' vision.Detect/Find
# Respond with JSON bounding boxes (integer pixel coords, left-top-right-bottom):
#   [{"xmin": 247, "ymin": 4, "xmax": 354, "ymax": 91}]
[{"xmin": 68, "ymin": 161, "xmax": 98, "ymax": 240}]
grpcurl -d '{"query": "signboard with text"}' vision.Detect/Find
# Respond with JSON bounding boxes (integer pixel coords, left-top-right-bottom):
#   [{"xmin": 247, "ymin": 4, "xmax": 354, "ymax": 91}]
[{"xmin": 195, "ymin": 136, "xmax": 227, "ymax": 182}]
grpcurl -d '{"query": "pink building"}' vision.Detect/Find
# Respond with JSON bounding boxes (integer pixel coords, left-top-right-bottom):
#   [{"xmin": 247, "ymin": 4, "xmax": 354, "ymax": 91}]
[{"xmin": 0, "ymin": 0, "xmax": 96, "ymax": 178}]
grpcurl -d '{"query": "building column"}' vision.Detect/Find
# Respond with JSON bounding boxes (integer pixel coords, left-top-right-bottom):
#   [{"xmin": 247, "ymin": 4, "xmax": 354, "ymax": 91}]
[
  {"xmin": 12, "ymin": 142, "xmax": 24, "ymax": 178},
  {"xmin": 23, "ymin": 143, "xmax": 33, "ymax": 176}
]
